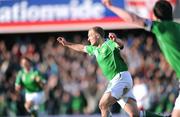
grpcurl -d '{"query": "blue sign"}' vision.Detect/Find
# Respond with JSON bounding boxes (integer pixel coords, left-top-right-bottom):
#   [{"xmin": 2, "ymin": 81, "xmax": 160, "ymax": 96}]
[{"xmin": 0, "ymin": 0, "xmax": 125, "ymax": 23}]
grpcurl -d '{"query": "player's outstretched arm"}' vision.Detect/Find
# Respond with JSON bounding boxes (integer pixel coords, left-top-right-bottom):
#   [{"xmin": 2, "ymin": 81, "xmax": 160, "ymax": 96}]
[
  {"xmin": 57, "ymin": 37, "xmax": 86, "ymax": 52},
  {"xmin": 102, "ymin": 0, "xmax": 146, "ymax": 27}
]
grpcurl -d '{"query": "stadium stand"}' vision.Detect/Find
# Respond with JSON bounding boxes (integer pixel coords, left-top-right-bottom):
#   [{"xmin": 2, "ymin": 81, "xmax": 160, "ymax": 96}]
[{"xmin": 0, "ymin": 30, "xmax": 178, "ymax": 117}]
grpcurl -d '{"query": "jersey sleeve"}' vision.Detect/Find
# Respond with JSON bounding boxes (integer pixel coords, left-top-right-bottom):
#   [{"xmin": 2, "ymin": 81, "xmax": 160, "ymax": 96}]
[
  {"xmin": 15, "ymin": 71, "xmax": 22, "ymax": 86},
  {"xmin": 107, "ymin": 39, "xmax": 119, "ymax": 48},
  {"xmin": 84, "ymin": 45, "xmax": 97, "ymax": 56},
  {"xmin": 114, "ymin": 40, "xmax": 120, "ymax": 48}
]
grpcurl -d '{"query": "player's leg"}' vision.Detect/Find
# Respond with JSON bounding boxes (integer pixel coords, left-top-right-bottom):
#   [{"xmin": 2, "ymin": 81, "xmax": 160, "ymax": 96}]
[
  {"xmin": 31, "ymin": 91, "xmax": 46, "ymax": 117},
  {"xmin": 24, "ymin": 100, "xmax": 37, "ymax": 117},
  {"xmin": 118, "ymin": 93, "xmax": 166, "ymax": 117},
  {"xmin": 99, "ymin": 72, "xmax": 125, "ymax": 117},
  {"xmin": 99, "ymin": 92, "xmax": 116, "ymax": 117},
  {"xmin": 172, "ymin": 109, "xmax": 180, "ymax": 117},
  {"xmin": 116, "ymin": 73, "xmax": 165, "ymax": 117},
  {"xmin": 114, "ymin": 71, "xmax": 139, "ymax": 116},
  {"xmin": 123, "ymin": 98, "xmax": 139, "ymax": 117},
  {"xmin": 172, "ymin": 83, "xmax": 180, "ymax": 117},
  {"xmin": 34, "ymin": 91, "xmax": 46, "ymax": 106},
  {"xmin": 99, "ymin": 92, "xmax": 140, "ymax": 117},
  {"xmin": 24, "ymin": 100, "xmax": 34, "ymax": 112},
  {"xmin": 25, "ymin": 92, "xmax": 45, "ymax": 117},
  {"xmin": 117, "ymin": 88, "xmax": 139, "ymax": 117},
  {"xmin": 101, "ymin": 71, "xmax": 139, "ymax": 117},
  {"xmin": 25, "ymin": 92, "xmax": 35, "ymax": 113}
]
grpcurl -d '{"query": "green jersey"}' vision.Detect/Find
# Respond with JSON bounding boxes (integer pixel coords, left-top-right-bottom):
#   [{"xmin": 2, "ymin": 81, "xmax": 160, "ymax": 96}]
[
  {"xmin": 151, "ymin": 21, "xmax": 180, "ymax": 78},
  {"xmin": 15, "ymin": 68, "xmax": 45, "ymax": 93},
  {"xmin": 85, "ymin": 39, "xmax": 128, "ymax": 80}
]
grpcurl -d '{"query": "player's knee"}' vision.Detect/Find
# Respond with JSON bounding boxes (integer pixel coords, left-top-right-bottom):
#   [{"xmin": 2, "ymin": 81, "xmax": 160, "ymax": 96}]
[
  {"xmin": 24, "ymin": 103, "xmax": 30, "ymax": 111},
  {"xmin": 99, "ymin": 101, "xmax": 108, "ymax": 110},
  {"xmin": 24, "ymin": 101, "xmax": 33, "ymax": 112}
]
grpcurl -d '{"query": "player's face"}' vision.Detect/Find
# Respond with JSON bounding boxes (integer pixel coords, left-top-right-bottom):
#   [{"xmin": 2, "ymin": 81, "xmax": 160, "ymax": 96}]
[
  {"xmin": 88, "ymin": 29, "xmax": 99, "ymax": 46},
  {"xmin": 20, "ymin": 58, "xmax": 31, "ymax": 70}
]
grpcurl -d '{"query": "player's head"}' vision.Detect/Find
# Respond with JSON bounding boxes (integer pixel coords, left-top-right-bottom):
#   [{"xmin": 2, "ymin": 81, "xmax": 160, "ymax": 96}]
[
  {"xmin": 20, "ymin": 56, "xmax": 32, "ymax": 70},
  {"xmin": 153, "ymin": 0, "xmax": 173, "ymax": 21},
  {"xmin": 88, "ymin": 26, "xmax": 105, "ymax": 46}
]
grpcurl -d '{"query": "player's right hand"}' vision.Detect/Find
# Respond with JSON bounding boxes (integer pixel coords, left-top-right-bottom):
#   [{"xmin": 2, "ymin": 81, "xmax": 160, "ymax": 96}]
[
  {"xmin": 102, "ymin": 0, "xmax": 112, "ymax": 7},
  {"xmin": 57, "ymin": 37, "xmax": 67, "ymax": 46},
  {"xmin": 108, "ymin": 32, "xmax": 117, "ymax": 41}
]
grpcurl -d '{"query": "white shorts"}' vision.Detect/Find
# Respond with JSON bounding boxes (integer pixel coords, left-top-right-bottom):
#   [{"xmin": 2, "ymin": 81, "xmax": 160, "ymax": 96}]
[
  {"xmin": 25, "ymin": 91, "xmax": 46, "ymax": 106},
  {"xmin": 104, "ymin": 71, "xmax": 136, "ymax": 109},
  {"xmin": 174, "ymin": 81, "xmax": 180, "ymax": 110}
]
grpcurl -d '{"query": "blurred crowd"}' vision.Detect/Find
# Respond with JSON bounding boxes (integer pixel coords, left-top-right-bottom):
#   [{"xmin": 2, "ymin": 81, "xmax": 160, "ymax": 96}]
[{"xmin": 0, "ymin": 30, "xmax": 179, "ymax": 116}]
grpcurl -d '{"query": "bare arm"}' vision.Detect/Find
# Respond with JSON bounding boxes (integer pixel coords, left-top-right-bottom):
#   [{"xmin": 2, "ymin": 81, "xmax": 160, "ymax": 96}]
[
  {"xmin": 102, "ymin": 0, "xmax": 146, "ymax": 27},
  {"xmin": 14, "ymin": 85, "xmax": 22, "ymax": 101},
  {"xmin": 57, "ymin": 37, "xmax": 86, "ymax": 52},
  {"xmin": 15, "ymin": 85, "xmax": 22, "ymax": 94}
]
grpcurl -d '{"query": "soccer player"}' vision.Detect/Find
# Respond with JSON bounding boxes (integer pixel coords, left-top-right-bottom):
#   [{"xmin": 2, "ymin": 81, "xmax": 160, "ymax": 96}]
[
  {"xmin": 57, "ymin": 26, "xmax": 165, "ymax": 117},
  {"xmin": 15, "ymin": 56, "xmax": 46, "ymax": 117},
  {"xmin": 102, "ymin": 0, "xmax": 180, "ymax": 117}
]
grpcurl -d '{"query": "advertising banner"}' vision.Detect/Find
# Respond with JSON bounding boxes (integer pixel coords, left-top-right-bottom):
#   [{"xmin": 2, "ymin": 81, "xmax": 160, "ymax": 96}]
[
  {"xmin": 0, "ymin": 0, "xmax": 177, "ymax": 33},
  {"xmin": 0, "ymin": 0, "xmax": 137, "ymax": 33}
]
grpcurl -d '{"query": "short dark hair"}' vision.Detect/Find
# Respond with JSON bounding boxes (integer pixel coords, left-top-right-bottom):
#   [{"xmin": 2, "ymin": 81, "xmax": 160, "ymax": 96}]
[
  {"xmin": 91, "ymin": 26, "xmax": 105, "ymax": 38},
  {"xmin": 21, "ymin": 56, "xmax": 32, "ymax": 64},
  {"xmin": 153, "ymin": 0, "xmax": 173, "ymax": 21}
]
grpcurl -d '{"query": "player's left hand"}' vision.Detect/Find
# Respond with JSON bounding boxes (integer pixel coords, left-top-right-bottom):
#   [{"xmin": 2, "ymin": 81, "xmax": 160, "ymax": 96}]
[{"xmin": 102, "ymin": 0, "xmax": 112, "ymax": 7}]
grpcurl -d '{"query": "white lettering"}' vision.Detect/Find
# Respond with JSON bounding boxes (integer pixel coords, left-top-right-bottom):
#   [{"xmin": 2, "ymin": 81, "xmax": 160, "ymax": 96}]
[
  {"xmin": 0, "ymin": 7, "xmax": 11, "ymax": 22},
  {"xmin": 70, "ymin": 0, "xmax": 105, "ymax": 19},
  {"xmin": 40, "ymin": 5, "xmax": 56, "ymax": 21},
  {"xmin": 53, "ymin": 5, "xmax": 69, "ymax": 20},
  {"xmin": 27, "ymin": 6, "xmax": 40, "ymax": 22},
  {"xmin": 12, "ymin": 3, "xmax": 20, "ymax": 22},
  {"xmin": 20, "ymin": 1, "xmax": 28, "ymax": 22},
  {"xmin": 0, "ymin": 0, "xmax": 106, "ymax": 23}
]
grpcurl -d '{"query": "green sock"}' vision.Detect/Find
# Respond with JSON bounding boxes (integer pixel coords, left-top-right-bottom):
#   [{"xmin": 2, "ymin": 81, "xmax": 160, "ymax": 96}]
[
  {"xmin": 30, "ymin": 110, "xmax": 38, "ymax": 117},
  {"xmin": 144, "ymin": 110, "xmax": 164, "ymax": 117},
  {"xmin": 27, "ymin": 107, "xmax": 38, "ymax": 117}
]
